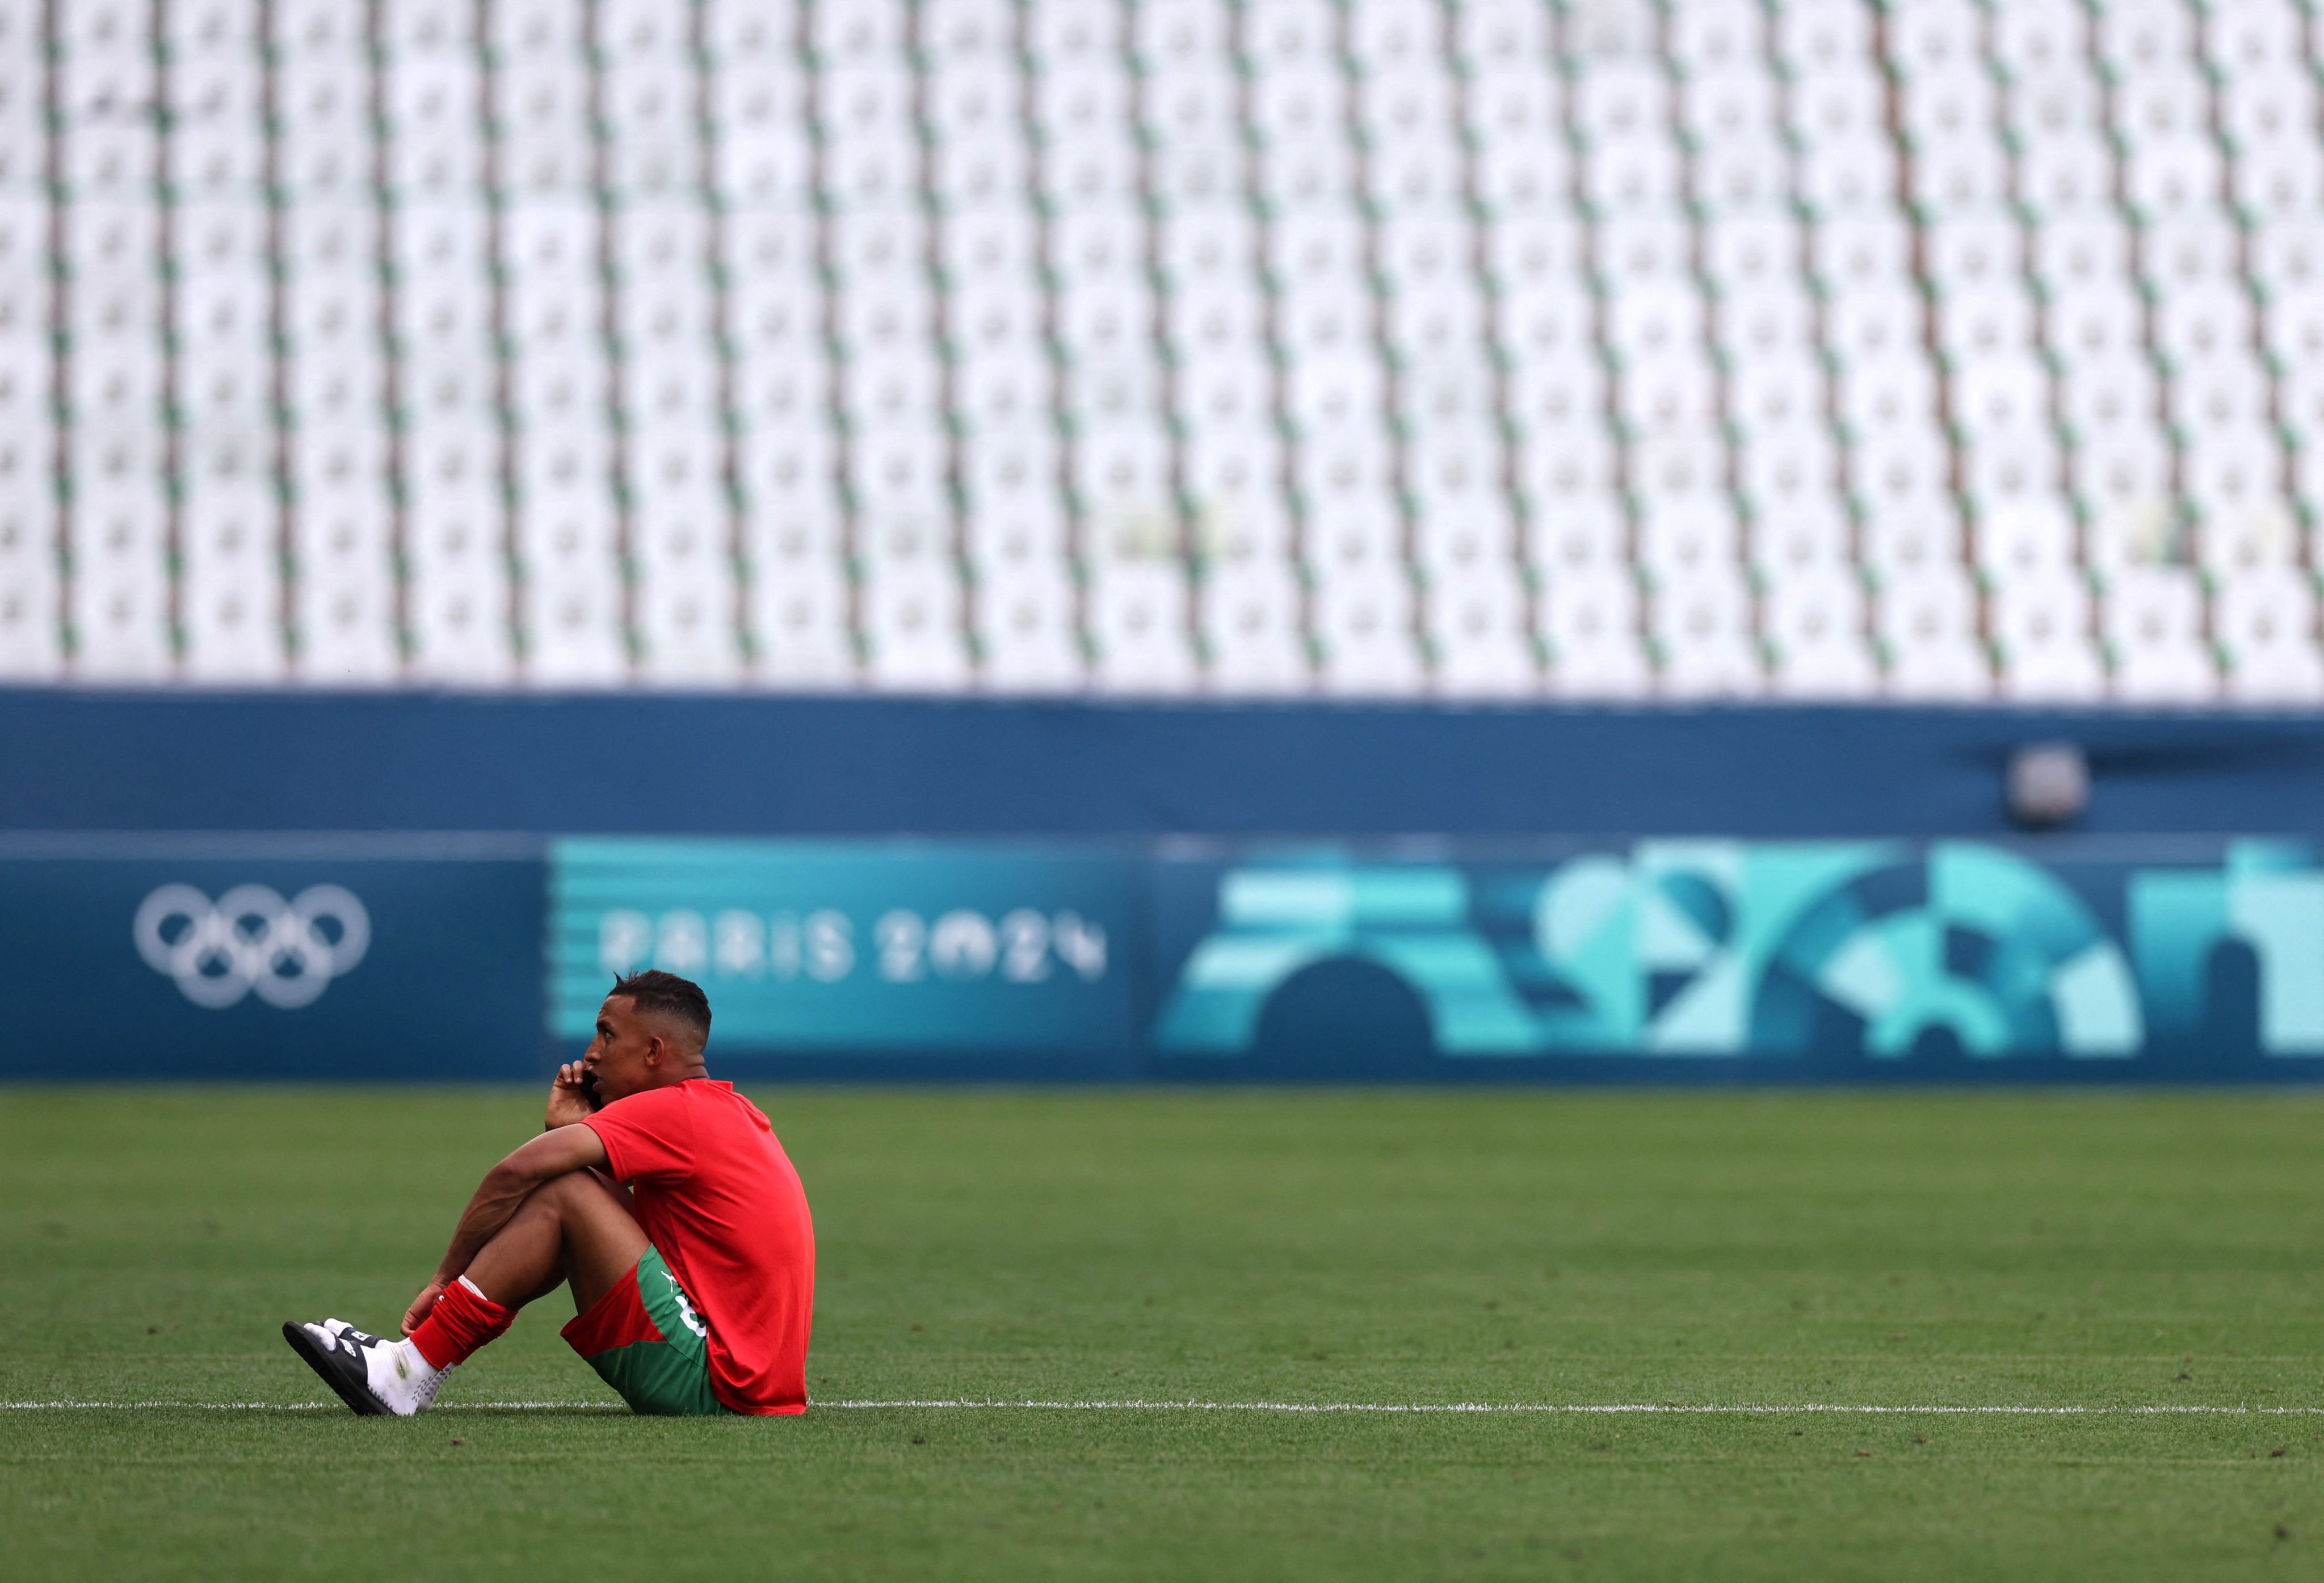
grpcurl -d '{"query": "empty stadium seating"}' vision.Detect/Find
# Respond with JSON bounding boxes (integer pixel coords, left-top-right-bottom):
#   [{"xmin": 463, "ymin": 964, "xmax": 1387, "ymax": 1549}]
[{"xmin": 1, "ymin": 0, "xmax": 2321, "ymax": 704}]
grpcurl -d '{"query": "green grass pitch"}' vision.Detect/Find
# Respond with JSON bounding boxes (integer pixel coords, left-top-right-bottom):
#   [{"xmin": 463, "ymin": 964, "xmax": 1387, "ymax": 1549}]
[{"xmin": 5, "ymin": 1086, "xmax": 2323, "ymax": 1580}]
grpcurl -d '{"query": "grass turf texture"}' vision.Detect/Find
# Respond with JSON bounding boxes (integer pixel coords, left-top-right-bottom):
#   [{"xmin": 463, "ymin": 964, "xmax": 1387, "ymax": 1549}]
[{"xmin": 3, "ymin": 1089, "xmax": 2322, "ymax": 1580}]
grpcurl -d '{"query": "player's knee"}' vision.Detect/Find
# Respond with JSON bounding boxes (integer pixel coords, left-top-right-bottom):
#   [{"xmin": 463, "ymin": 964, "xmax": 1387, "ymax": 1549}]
[{"xmin": 521, "ymin": 1170, "xmax": 594, "ymax": 1219}]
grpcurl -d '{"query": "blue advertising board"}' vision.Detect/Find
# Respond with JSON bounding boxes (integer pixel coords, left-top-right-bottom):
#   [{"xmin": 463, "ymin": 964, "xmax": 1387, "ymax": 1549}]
[
  {"xmin": 7, "ymin": 832, "xmax": 2324, "ymax": 1084},
  {"xmin": 0, "ymin": 836, "xmax": 545, "ymax": 1080},
  {"xmin": 548, "ymin": 839, "xmax": 1144, "ymax": 1077},
  {"xmin": 1141, "ymin": 838, "xmax": 2324, "ymax": 1082}
]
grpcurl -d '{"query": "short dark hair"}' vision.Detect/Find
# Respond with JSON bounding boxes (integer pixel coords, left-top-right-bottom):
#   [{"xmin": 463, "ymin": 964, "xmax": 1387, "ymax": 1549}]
[{"xmin": 609, "ymin": 969, "xmax": 711, "ymax": 1045}]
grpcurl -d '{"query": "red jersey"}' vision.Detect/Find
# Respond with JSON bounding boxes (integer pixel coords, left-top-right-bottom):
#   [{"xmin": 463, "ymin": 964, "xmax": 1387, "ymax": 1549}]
[{"xmin": 582, "ymin": 1079, "xmax": 815, "ymax": 1414}]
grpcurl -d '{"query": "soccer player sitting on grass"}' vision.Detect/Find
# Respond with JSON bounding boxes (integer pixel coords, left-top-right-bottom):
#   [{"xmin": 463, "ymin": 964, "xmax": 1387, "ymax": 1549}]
[{"xmin": 284, "ymin": 970, "xmax": 814, "ymax": 1417}]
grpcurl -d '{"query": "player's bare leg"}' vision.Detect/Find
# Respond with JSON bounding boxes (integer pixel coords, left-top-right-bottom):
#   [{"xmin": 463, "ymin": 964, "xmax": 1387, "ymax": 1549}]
[
  {"xmin": 285, "ymin": 1169, "xmax": 648, "ymax": 1416},
  {"xmin": 459, "ymin": 1170, "xmax": 649, "ymax": 1315}
]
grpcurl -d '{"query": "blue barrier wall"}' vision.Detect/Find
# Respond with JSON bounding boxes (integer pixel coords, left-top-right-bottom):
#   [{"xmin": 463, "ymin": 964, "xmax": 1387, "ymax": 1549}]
[
  {"xmin": 6, "ymin": 691, "xmax": 2324, "ymax": 1082},
  {"xmin": 7, "ymin": 690, "xmax": 2324, "ymax": 837}
]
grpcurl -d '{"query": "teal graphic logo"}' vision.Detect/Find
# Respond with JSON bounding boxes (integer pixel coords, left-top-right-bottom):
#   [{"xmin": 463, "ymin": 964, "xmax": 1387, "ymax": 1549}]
[{"xmin": 1155, "ymin": 842, "xmax": 2324, "ymax": 1061}]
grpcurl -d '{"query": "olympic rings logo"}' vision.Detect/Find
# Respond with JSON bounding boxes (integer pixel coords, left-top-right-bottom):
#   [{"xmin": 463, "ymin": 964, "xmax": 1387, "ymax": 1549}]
[{"xmin": 133, "ymin": 884, "xmax": 372, "ymax": 1009}]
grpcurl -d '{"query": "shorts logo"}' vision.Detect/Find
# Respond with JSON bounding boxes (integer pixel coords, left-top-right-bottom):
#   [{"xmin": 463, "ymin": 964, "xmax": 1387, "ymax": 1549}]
[
  {"xmin": 666, "ymin": 1273, "xmax": 709, "ymax": 1340},
  {"xmin": 133, "ymin": 884, "xmax": 372, "ymax": 1009}
]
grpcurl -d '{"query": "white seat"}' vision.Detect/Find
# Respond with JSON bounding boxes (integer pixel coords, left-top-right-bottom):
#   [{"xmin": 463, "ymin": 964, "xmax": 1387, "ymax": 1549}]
[
  {"xmin": 1185, "ymin": 433, "xmax": 1293, "ymax": 564},
  {"xmin": 2252, "ymin": 222, "xmax": 2324, "ymax": 297},
  {"xmin": 1200, "ymin": 562, "xmax": 1310, "ymax": 695},
  {"xmin": 1615, "ymin": 352, "xmax": 1720, "ymax": 437},
  {"xmin": 1960, "ymin": 431, "xmax": 2063, "ymax": 519},
  {"xmin": 1795, "ymin": 118, "xmax": 1894, "ymax": 212},
  {"xmin": 69, "ymin": 555, "xmax": 174, "ymax": 681},
  {"xmin": 1950, "ymin": 355, "xmax": 2049, "ymax": 443},
  {"xmin": 1935, "ymin": 281, "xmax": 2039, "ymax": 363},
  {"xmin": 2155, "ymin": 282, "xmax": 2255, "ymax": 367},
  {"xmin": 861, "ymin": 560, "xmax": 970, "ymax": 691},
  {"xmin": 749, "ymin": 557, "xmax": 856, "ymax": 688},
  {"xmin": 1628, "ymin": 434, "xmax": 1729, "ymax": 510},
  {"xmin": 2102, "ymin": 566, "xmax": 2217, "ymax": 703},
  {"xmin": 1849, "ymin": 425, "xmax": 1952, "ymax": 518},
  {"xmin": 1312, "ymin": 568, "xmax": 1423, "ymax": 696},
  {"xmin": 2016, "ymin": 133, "xmax": 2115, "ymax": 212},
  {"xmin": 1875, "ymin": 566, "xmax": 1990, "ymax": 699},
  {"xmin": 1909, "ymin": 136, "xmax": 2010, "ymax": 213},
  {"xmin": 1922, "ymin": 210, "xmax": 2019, "ymax": 292},
  {"xmin": 180, "ymin": 485, "xmax": 287, "ymax": 683},
  {"xmin": 2214, "ymin": 571, "xmax": 2324, "ymax": 703},
  {"xmin": 2168, "ymin": 357, "xmax": 2272, "ymax": 440},
  {"xmin": 1991, "ymin": 567, "xmax": 2104, "ymax": 702},
  {"xmin": 1835, "ymin": 354, "xmax": 1939, "ymax": 435},
  {"xmin": 975, "ymin": 563, "xmax": 1084, "ymax": 693},
  {"xmin": 1407, "ymin": 437, "xmax": 1513, "ymax": 563},
  {"xmin": 0, "ymin": 499, "xmax": 58, "ymax": 678},
  {"xmin": 2046, "ymin": 279, "xmax": 2146, "ymax": 368},
  {"xmin": 847, "ymin": 425, "xmax": 949, "ymax": 522},
  {"xmin": 1088, "ymin": 562, "xmax": 1197, "ymax": 694},
  {"xmin": 1524, "ymin": 489, "xmax": 1629, "ymax": 578},
  {"xmin": 1716, "ymin": 282, "xmax": 1818, "ymax": 367},
  {"xmin": 2057, "ymin": 355, "xmax": 2159, "ymax": 442},
  {"xmin": 1728, "ymin": 355, "xmax": 1828, "ymax": 439},
  {"xmin": 522, "ymin": 573, "xmax": 630, "ymax": 688},
  {"xmin": 2143, "ymin": 214, "xmax": 2242, "ymax": 294},
  {"xmin": 1637, "ymin": 496, "xmax": 1740, "ymax": 583},
  {"xmin": 2183, "ymin": 432, "xmax": 2288, "ymax": 528},
  {"xmin": 2231, "ymin": 142, "xmax": 2318, "ymax": 219},
  {"xmin": 1763, "ymin": 563, "xmax": 1876, "ymax": 699},
  {"xmin": 1823, "ymin": 282, "xmax": 1924, "ymax": 365},
  {"xmin": 1749, "ymin": 490, "xmax": 1854, "ymax": 574},
  {"xmin": 2123, "ymin": 136, "xmax": 2222, "ymax": 215},
  {"xmin": 1424, "ymin": 572, "xmax": 1540, "ymax": 698},
  {"xmin": 1974, "ymin": 497, "xmax": 2077, "ymax": 578},
  {"xmin": 294, "ymin": 572, "xmax": 401, "ymax": 686},
  {"xmin": 406, "ymin": 566, "xmax": 516, "ymax": 687},
  {"xmin": 2197, "ymin": 497, "xmax": 2301, "ymax": 580},
  {"xmin": 1384, "ymin": 279, "xmax": 1490, "ymax": 366},
  {"xmin": 1649, "ymin": 566, "xmax": 1763, "ymax": 699},
  {"xmin": 1810, "ymin": 209, "xmax": 1911, "ymax": 293},
  {"xmin": 2082, "ymin": 492, "xmax": 2176, "ymax": 574},
  {"xmin": 1369, "ymin": 135, "xmax": 1466, "ymax": 210},
  {"xmin": 634, "ymin": 552, "xmax": 743, "ymax": 687},
  {"xmin": 1541, "ymin": 568, "xmax": 1650, "ymax": 696},
  {"xmin": 1691, "ymin": 133, "xmax": 1791, "ymax": 211}
]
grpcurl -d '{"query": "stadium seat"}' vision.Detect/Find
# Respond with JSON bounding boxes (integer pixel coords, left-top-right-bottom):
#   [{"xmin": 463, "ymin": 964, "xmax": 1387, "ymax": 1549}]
[
  {"xmin": 1199, "ymin": 562, "xmax": 1309, "ymax": 695},
  {"xmin": 1313, "ymin": 569, "xmax": 1423, "ymax": 697},
  {"xmin": 862, "ymin": 561, "xmax": 972, "ymax": 693},
  {"xmin": 2103, "ymin": 565, "xmax": 2218, "ymax": 703},
  {"xmin": 2214, "ymin": 571, "xmax": 2324, "ymax": 703},
  {"xmin": 1875, "ymin": 566, "xmax": 1991, "ymax": 701},
  {"xmin": 1088, "ymin": 563, "xmax": 1198, "ymax": 695},
  {"xmin": 1649, "ymin": 568, "xmax": 1764, "ymax": 700},
  {"xmin": 1424, "ymin": 573, "xmax": 1540, "ymax": 699},
  {"xmin": 1991, "ymin": 568, "xmax": 2106, "ymax": 702},
  {"xmin": 1763, "ymin": 565, "xmax": 1878, "ymax": 700},
  {"xmin": 976, "ymin": 565, "xmax": 1084, "ymax": 694}
]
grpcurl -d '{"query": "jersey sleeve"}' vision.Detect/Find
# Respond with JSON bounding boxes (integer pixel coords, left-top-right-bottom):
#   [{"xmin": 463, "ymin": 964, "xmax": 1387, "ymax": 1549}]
[{"xmin": 581, "ymin": 1085, "xmax": 699, "ymax": 1185}]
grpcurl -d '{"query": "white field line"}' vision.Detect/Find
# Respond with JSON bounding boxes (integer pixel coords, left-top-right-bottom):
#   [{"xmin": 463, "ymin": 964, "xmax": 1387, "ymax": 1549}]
[{"xmin": 5, "ymin": 1399, "xmax": 2324, "ymax": 1416}]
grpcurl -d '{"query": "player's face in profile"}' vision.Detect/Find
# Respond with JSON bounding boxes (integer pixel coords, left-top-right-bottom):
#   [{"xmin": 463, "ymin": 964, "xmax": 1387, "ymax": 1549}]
[{"xmin": 584, "ymin": 996, "xmax": 657, "ymax": 1102}]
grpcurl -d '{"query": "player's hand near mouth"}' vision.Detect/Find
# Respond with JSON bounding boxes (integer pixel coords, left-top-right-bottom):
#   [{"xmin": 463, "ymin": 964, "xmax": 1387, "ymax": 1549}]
[{"xmin": 546, "ymin": 1061, "xmax": 598, "ymax": 1129}]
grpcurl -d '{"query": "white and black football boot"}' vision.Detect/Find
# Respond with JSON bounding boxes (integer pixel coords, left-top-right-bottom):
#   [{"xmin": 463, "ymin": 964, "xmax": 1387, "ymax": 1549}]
[{"xmin": 282, "ymin": 1318, "xmax": 445, "ymax": 1417}]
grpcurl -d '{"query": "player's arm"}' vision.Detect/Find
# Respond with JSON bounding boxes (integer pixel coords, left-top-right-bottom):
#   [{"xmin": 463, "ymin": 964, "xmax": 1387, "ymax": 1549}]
[{"xmin": 400, "ymin": 1124, "xmax": 610, "ymax": 1334}]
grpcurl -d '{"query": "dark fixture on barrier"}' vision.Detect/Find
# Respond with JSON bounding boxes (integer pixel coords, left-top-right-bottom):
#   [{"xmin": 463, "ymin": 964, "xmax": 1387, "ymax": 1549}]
[{"xmin": 2006, "ymin": 742, "xmax": 2088, "ymax": 830}]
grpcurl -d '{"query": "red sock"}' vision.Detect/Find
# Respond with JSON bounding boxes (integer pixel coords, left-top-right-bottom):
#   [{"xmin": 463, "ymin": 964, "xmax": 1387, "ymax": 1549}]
[{"xmin": 408, "ymin": 1276, "xmax": 516, "ymax": 1370}]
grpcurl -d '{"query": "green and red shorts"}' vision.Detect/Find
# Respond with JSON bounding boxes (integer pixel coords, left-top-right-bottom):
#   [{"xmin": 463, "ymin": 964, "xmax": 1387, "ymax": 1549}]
[{"xmin": 561, "ymin": 1246, "xmax": 735, "ymax": 1417}]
